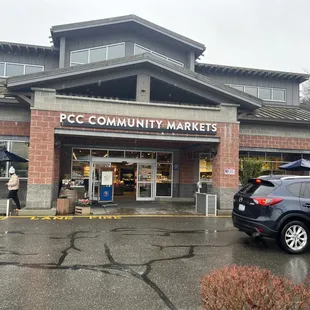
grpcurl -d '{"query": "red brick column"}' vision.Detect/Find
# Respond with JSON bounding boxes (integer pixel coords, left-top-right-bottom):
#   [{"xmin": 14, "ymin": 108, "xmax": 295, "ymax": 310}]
[
  {"xmin": 26, "ymin": 110, "xmax": 59, "ymax": 209},
  {"xmin": 212, "ymin": 123, "xmax": 240, "ymax": 209}
]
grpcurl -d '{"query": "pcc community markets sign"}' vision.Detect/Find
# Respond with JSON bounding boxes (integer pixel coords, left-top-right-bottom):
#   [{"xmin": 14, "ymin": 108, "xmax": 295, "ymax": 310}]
[{"xmin": 60, "ymin": 113, "xmax": 217, "ymax": 135}]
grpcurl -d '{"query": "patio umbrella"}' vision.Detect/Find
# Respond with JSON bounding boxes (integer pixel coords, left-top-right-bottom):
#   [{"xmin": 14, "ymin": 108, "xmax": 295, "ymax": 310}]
[
  {"xmin": 0, "ymin": 150, "xmax": 28, "ymax": 163},
  {"xmin": 279, "ymin": 158, "xmax": 310, "ymax": 171}
]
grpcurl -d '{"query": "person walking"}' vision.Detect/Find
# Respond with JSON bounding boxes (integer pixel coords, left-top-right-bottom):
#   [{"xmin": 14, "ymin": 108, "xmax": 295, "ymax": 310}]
[{"xmin": 6, "ymin": 166, "xmax": 21, "ymax": 211}]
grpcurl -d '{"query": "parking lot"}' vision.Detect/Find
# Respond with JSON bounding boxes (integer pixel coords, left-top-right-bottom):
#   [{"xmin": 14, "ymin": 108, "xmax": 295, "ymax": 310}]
[{"xmin": 0, "ymin": 216, "xmax": 310, "ymax": 310}]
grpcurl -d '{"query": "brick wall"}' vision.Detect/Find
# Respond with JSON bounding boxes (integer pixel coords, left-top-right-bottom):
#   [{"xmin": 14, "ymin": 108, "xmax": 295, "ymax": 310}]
[
  {"xmin": 213, "ymin": 123, "xmax": 239, "ymax": 188},
  {"xmin": 240, "ymin": 123, "xmax": 310, "ymax": 139},
  {"xmin": 240, "ymin": 135, "xmax": 310, "ymax": 150},
  {"xmin": 27, "ymin": 110, "xmax": 59, "ymax": 185},
  {"xmin": 212, "ymin": 123, "xmax": 239, "ymax": 209},
  {"xmin": 0, "ymin": 121, "xmax": 30, "ymax": 136}
]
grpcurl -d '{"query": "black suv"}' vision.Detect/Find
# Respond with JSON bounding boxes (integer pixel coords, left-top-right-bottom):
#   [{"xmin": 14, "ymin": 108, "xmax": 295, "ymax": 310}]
[{"xmin": 232, "ymin": 175, "xmax": 310, "ymax": 254}]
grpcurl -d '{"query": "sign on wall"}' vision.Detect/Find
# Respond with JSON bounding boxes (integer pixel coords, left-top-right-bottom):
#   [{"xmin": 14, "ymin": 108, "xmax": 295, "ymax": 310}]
[
  {"xmin": 59, "ymin": 113, "xmax": 217, "ymax": 135},
  {"xmin": 224, "ymin": 168, "xmax": 235, "ymax": 175}
]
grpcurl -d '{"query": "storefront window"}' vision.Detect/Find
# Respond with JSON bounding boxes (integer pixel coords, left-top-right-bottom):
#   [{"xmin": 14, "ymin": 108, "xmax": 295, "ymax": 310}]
[
  {"xmin": 239, "ymin": 151, "xmax": 310, "ymax": 176},
  {"xmin": 125, "ymin": 151, "xmax": 140, "ymax": 159},
  {"xmin": 0, "ymin": 162, "xmax": 7, "ymax": 178},
  {"xmin": 73, "ymin": 149, "xmax": 90, "ymax": 161},
  {"xmin": 0, "ymin": 141, "xmax": 28, "ymax": 178},
  {"xmin": 72, "ymin": 161, "xmax": 90, "ymax": 179},
  {"xmin": 91, "ymin": 149, "xmax": 107, "ymax": 159},
  {"xmin": 157, "ymin": 152, "xmax": 172, "ymax": 163},
  {"xmin": 109, "ymin": 150, "xmax": 125, "ymax": 158},
  {"xmin": 141, "ymin": 152, "xmax": 156, "ymax": 159},
  {"xmin": 199, "ymin": 155, "xmax": 212, "ymax": 182},
  {"xmin": 11, "ymin": 142, "xmax": 29, "ymax": 177},
  {"xmin": 156, "ymin": 164, "xmax": 172, "ymax": 196}
]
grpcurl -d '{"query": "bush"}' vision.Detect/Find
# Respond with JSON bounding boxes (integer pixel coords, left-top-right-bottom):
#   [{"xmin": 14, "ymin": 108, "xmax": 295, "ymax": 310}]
[
  {"xmin": 201, "ymin": 265, "xmax": 310, "ymax": 310},
  {"xmin": 239, "ymin": 158, "xmax": 263, "ymax": 186}
]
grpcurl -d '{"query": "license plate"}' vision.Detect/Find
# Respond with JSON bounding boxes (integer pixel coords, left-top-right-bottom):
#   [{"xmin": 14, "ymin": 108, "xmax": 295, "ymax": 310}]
[{"xmin": 238, "ymin": 204, "xmax": 246, "ymax": 211}]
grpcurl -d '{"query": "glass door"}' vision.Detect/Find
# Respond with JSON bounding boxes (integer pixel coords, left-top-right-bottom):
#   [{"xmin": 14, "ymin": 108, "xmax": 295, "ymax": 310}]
[
  {"xmin": 90, "ymin": 163, "xmax": 111, "ymax": 201},
  {"xmin": 136, "ymin": 164, "xmax": 155, "ymax": 201}
]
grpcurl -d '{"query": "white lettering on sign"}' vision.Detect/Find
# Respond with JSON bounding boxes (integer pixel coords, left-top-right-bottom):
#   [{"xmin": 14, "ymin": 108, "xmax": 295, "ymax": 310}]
[
  {"xmin": 76, "ymin": 115, "xmax": 83, "ymax": 124},
  {"xmin": 107, "ymin": 117, "xmax": 116, "ymax": 126},
  {"xmin": 89, "ymin": 116, "xmax": 96, "ymax": 125},
  {"xmin": 167, "ymin": 121, "xmax": 176, "ymax": 130},
  {"xmin": 59, "ymin": 114, "xmax": 218, "ymax": 134}
]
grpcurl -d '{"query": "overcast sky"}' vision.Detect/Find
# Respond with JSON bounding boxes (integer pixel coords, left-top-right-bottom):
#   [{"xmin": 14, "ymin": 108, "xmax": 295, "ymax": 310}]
[{"xmin": 1, "ymin": 0, "xmax": 309, "ymax": 73}]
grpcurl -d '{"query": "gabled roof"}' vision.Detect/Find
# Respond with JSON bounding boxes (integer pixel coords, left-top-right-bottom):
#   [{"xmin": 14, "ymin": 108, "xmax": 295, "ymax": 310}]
[
  {"xmin": 5, "ymin": 53, "xmax": 263, "ymax": 110},
  {"xmin": 51, "ymin": 15, "xmax": 205, "ymax": 55},
  {"xmin": 196, "ymin": 62, "xmax": 309, "ymax": 83},
  {"xmin": 0, "ymin": 41, "xmax": 58, "ymax": 54},
  {"xmin": 239, "ymin": 105, "xmax": 310, "ymax": 124}
]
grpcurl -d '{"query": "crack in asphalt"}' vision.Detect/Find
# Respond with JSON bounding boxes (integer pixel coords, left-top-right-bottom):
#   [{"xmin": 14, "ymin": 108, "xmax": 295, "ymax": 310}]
[
  {"xmin": 54, "ymin": 231, "xmax": 99, "ymax": 267},
  {"xmin": 110, "ymin": 227, "xmax": 236, "ymax": 237},
  {"xmin": 0, "ymin": 227, "xmax": 263, "ymax": 310}
]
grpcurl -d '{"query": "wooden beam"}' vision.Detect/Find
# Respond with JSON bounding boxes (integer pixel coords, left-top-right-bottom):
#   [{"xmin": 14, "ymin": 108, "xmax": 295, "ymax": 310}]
[{"xmin": 16, "ymin": 94, "xmax": 33, "ymax": 106}]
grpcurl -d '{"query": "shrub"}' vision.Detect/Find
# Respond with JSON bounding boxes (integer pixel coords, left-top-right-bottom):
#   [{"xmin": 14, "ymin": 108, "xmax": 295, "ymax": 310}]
[
  {"xmin": 239, "ymin": 158, "xmax": 263, "ymax": 186},
  {"xmin": 201, "ymin": 265, "xmax": 310, "ymax": 310}
]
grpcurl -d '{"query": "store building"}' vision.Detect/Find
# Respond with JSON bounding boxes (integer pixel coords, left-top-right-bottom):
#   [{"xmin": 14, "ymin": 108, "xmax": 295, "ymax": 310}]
[{"xmin": 0, "ymin": 15, "xmax": 309, "ymax": 210}]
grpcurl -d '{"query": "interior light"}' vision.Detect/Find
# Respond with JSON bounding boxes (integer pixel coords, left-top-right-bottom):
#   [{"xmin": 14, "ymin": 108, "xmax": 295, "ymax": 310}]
[{"xmin": 256, "ymin": 179, "xmax": 262, "ymax": 184}]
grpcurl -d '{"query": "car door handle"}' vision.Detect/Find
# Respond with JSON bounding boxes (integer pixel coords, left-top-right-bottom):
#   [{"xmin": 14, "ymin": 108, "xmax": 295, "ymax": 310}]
[{"xmin": 303, "ymin": 203, "xmax": 310, "ymax": 208}]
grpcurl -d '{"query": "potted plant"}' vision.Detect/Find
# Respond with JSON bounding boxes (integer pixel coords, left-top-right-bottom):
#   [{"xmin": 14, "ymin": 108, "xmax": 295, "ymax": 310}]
[{"xmin": 75, "ymin": 199, "xmax": 92, "ymax": 215}]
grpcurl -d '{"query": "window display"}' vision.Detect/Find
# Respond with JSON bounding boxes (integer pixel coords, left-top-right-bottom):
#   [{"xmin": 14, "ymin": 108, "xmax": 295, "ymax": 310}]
[
  {"xmin": 156, "ymin": 163, "xmax": 172, "ymax": 196},
  {"xmin": 72, "ymin": 161, "xmax": 90, "ymax": 178},
  {"xmin": 199, "ymin": 158, "xmax": 212, "ymax": 182}
]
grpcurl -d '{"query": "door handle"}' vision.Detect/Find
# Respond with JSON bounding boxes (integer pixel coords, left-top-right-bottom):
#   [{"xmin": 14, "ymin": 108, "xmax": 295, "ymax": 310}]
[{"xmin": 302, "ymin": 203, "xmax": 310, "ymax": 208}]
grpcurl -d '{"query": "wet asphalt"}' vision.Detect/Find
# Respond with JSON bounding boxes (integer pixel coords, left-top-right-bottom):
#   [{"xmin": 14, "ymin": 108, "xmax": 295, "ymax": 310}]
[{"xmin": 0, "ymin": 216, "xmax": 310, "ymax": 310}]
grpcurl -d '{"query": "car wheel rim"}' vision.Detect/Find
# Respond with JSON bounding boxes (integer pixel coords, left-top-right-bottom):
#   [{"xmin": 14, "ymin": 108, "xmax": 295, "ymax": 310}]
[{"xmin": 285, "ymin": 225, "xmax": 308, "ymax": 251}]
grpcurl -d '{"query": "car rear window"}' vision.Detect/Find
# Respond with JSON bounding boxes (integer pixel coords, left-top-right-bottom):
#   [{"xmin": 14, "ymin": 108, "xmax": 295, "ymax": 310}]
[
  {"xmin": 239, "ymin": 181, "xmax": 277, "ymax": 196},
  {"xmin": 286, "ymin": 183, "xmax": 302, "ymax": 197}
]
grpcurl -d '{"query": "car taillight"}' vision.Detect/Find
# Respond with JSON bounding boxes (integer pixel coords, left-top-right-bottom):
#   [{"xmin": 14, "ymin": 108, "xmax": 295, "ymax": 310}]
[{"xmin": 253, "ymin": 197, "xmax": 283, "ymax": 206}]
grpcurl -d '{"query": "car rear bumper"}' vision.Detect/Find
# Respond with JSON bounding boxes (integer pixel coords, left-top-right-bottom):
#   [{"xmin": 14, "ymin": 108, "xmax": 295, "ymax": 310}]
[{"xmin": 232, "ymin": 211, "xmax": 278, "ymax": 238}]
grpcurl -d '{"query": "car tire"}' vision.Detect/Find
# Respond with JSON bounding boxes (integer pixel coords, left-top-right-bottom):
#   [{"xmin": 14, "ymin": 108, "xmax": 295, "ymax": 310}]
[{"xmin": 280, "ymin": 221, "xmax": 309, "ymax": 254}]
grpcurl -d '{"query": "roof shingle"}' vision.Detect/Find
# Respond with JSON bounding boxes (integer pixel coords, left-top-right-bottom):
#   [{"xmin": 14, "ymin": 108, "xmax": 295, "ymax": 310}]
[{"xmin": 239, "ymin": 106, "xmax": 310, "ymax": 123}]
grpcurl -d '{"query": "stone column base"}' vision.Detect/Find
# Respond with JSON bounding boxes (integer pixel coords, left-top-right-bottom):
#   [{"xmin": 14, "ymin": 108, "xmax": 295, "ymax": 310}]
[
  {"xmin": 211, "ymin": 187, "xmax": 238, "ymax": 210},
  {"xmin": 26, "ymin": 184, "xmax": 54, "ymax": 209}
]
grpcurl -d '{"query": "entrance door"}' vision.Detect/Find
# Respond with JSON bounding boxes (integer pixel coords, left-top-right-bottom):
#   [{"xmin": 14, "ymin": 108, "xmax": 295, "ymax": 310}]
[
  {"xmin": 136, "ymin": 164, "xmax": 155, "ymax": 201},
  {"xmin": 90, "ymin": 163, "xmax": 112, "ymax": 201}
]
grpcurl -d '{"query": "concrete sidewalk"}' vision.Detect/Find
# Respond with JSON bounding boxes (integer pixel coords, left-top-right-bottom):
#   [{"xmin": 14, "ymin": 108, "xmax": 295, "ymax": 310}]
[{"xmin": 15, "ymin": 198, "xmax": 232, "ymax": 216}]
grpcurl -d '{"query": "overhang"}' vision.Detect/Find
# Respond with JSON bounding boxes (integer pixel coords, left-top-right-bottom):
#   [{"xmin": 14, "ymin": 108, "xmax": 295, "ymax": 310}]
[
  {"xmin": 6, "ymin": 54, "xmax": 263, "ymax": 110},
  {"xmin": 239, "ymin": 105, "xmax": 310, "ymax": 125},
  {"xmin": 196, "ymin": 63, "xmax": 309, "ymax": 83},
  {"xmin": 55, "ymin": 128, "xmax": 220, "ymax": 144},
  {"xmin": 0, "ymin": 41, "xmax": 58, "ymax": 54},
  {"xmin": 51, "ymin": 15, "xmax": 205, "ymax": 56}
]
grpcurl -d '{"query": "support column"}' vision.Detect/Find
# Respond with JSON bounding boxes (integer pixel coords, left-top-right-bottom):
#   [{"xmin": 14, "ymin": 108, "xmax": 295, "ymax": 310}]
[
  {"xmin": 188, "ymin": 51, "xmax": 195, "ymax": 71},
  {"xmin": 136, "ymin": 74, "xmax": 150, "ymax": 102},
  {"xmin": 59, "ymin": 36, "xmax": 66, "ymax": 68},
  {"xmin": 26, "ymin": 89, "xmax": 59, "ymax": 209},
  {"xmin": 212, "ymin": 123, "xmax": 240, "ymax": 210}
]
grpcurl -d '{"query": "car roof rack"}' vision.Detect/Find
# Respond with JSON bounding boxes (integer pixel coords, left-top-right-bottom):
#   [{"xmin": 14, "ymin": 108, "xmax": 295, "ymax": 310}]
[{"xmin": 280, "ymin": 176, "xmax": 310, "ymax": 180}]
